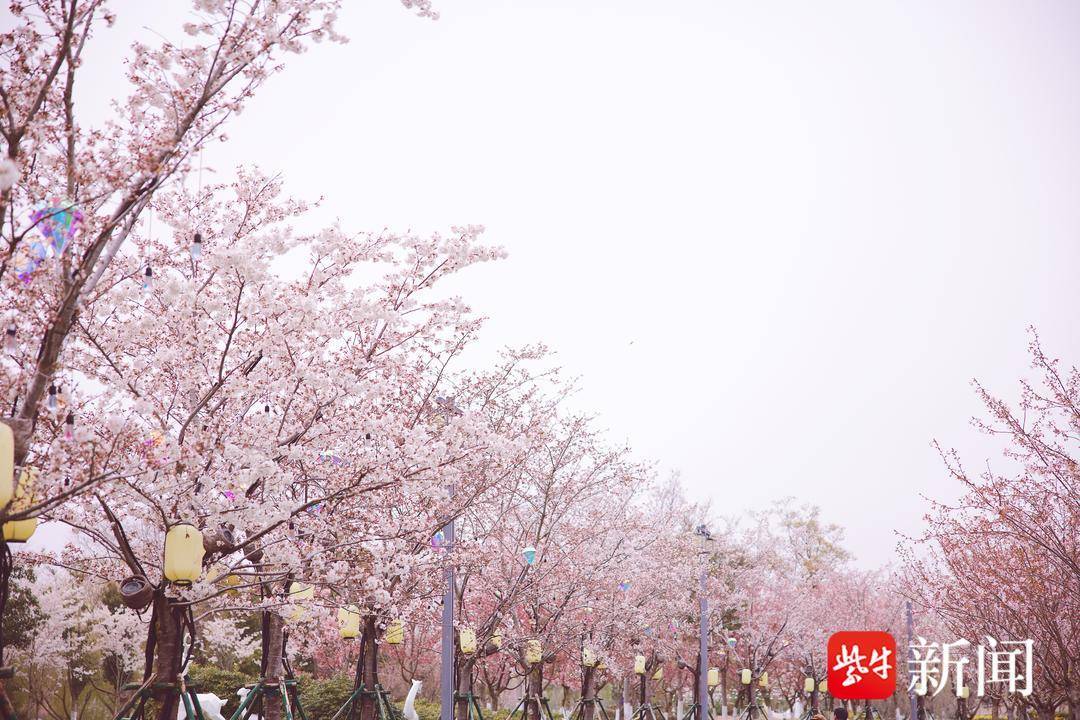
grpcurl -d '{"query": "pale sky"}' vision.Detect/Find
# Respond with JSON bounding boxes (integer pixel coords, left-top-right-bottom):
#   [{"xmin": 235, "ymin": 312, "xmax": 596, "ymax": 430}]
[{"xmin": 11, "ymin": 1, "xmax": 1080, "ymax": 568}]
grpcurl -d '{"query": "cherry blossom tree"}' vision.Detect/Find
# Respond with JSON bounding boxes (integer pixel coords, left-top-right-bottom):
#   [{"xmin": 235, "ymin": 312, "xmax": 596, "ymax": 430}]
[{"xmin": 903, "ymin": 331, "xmax": 1080, "ymax": 720}]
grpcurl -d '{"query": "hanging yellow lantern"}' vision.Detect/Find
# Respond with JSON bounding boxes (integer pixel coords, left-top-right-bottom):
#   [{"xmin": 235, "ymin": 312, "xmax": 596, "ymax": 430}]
[
  {"xmin": 652, "ymin": 667, "xmax": 663, "ymax": 681},
  {"xmin": 2, "ymin": 467, "xmax": 37, "ymax": 543},
  {"xmin": 818, "ymin": 680, "xmax": 828, "ymax": 694},
  {"xmin": 708, "ymin": 667, "xmax": 720, "ymax": 688},
  {"xmin": 338, "ymin": 605, "xmax": 361, "ymax": 639},
  {"xmin": 524, "ymin": 639, "xmax": 542, "ymax": 665},
  {"xmin": 758, "ymin": 672, "xmax": 768, "ymax": 687},
  {"xmin": 597, "ymin": 659, "xmax": 607, "ymax": 671},
  {"xmin": 2, "ymin": 516, "xmax": 36, "ymax": 543},
  {"xmin": 385, "ymin": 619, "xmax": 404, "ymax": 645},
  {"xmin": 804, "ymin": 677, "xmax": 815, "ymax": 693},
  {"xmin": 582, "ymin": 647, "xmax": 598, "ymax": 668},
  {"xmin": 490, "ymin": 629, "xmax": 502, "ymax": 649},
  {"xmin": 459, "ymin": 627, "xmax": 477, "ymax": 654},
  {"xmin": 740, "ymin": 669, "xmax": 752, "ymax": 685},
  {"xmin": 634, "ymin": 655, "xmax": 647, "ymax": 675},
  {"xmin": 288, "ymin": 581, "xmax": 314, "ymax": 601},
  {"xmin": 957, "ymin": 687, "xmax": 969, "ymax": 700},
  {"xmin": 0, "ymin": 423, "xmax": 13, "ymax": 510},
  {"xmin": 206, "ymin": 562, "xmax": 241, "ymax": 594},
  {"xmin": 163, "ymin": 523, "xmax": 205, "ymax": 585},
  {"xmin": 287, "ymin": 581, "xmax": 314, "ymax": 622}
]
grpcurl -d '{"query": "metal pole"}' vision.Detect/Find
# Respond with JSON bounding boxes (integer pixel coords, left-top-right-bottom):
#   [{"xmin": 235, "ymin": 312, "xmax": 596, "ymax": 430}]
[
  {"xmin": 699, "ymin": 568, "xmax": 709, "ymax": 720},
  {"xmin": 441, "ymin": 517, "xmax": 456, "ymax": 720},
  {"xmin": 906, "ymin": 602, "xmax": 916, "ymax": 720}
]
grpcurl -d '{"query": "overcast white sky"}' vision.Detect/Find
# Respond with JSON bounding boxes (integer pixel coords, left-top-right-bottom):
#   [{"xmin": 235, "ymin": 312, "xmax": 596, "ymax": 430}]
[{"xmin": 12, "ymin": 1, "xmax": 1080, "ymax": 567}]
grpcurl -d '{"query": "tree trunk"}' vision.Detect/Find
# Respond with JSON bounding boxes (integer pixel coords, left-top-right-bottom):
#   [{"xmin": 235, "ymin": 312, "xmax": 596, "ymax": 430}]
[
  {"xmin": 746, "ymin": 683, "xmax": 756, "ymax": 720},
  {"xmin": 0, "ymin": 680, "xmax": 17, "ymax": 720},
  {"xmin": 358, "ymin": 617, "xmax": 380, "ymax": 720},
  {"xmin": 810, "ymin": 689, "xmax": 820, "ymax": 714},
  {"xmin": 581, "ymin": 666, "xmax": 597, "ymax": 720},
  {"xmin": 455, "ymin": 656, "xmax": 474, "ymax": 720},
  {"xmin": 151, "ymin": 594, "xmax": 185, "ymax": 720},
  {"xmin": 262, "ymin": 613, "xmax": 285, "ymax": 720},
  {"xmin": 525, "ymin": 664, "xmax": 544, "ymax": 720}
]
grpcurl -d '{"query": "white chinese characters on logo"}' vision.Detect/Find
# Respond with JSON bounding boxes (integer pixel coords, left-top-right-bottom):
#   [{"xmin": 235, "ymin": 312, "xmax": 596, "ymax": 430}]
[
  {"xmin": 833, "ymin": 644, "xmax": 893, "ymax": 686},
  {"xmin": 907, "ymin": 637, "xmax": 1032, "ymax": 698}
]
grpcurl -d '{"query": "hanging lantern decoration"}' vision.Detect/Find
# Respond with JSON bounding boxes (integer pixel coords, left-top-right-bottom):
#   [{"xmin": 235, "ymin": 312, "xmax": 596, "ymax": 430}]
[
  {"xmin": 524, "ymin": 639, "xmax": 543, "ymax": 665},
  {"xmin": 522, "ymin": 545, "xmax": 537, "ymax": 565},
  {"xmin": 207, "ymin": 563, "xmax": 241, "ymax": 596},
  {"xmin": 490, "ymin": 628, "xmax": 502, "ymax": 649},
  {"xmin": 63, "ymin": 412, "xmax": 75, "ymax": 441},
  {"xmin": 818, "ymin": 680, "xmax": 828, "ymax": 694},
  {"xmin": 957, "ymin": 686, "xmax": 969, "ymax": 700},
  {"xmin": 804, "ymin": 677, "xmax": 815, "ymax": 693},
  {"xmin": 727, "ymin": 637, "xmax": 737, "ymax": 650},
  {"xmin": 4, "ymin": 324, "xmax": 16, "ymax": 352},
  {"xmin": 2, "ymin": 468, "xmax": 38, "ymax": 543},
  {"xmin": 758, "ymin": 672, "xmax": 769, "ymax": 688},
  {"xmin": 597, "ymin": 659, "xmax": 607, "ymax": 671},
  {"xmin": 582, "ymin": 646, "xmax": 598, "ymax": 668},
  {"xmin": 143, "ymin": 266, "xmax": 154, "ymax": 291},
  {"xmin": 288, "ymin": 581, "xmax": 314, "ymax": 601},
  {"xmin": 459, "ymin": 627, "xmax": 477, "ymax": 654},
  {"xmin": 652, "ymin": 666, "xmax": 663, "ymax": 681},
  {"xmin": 634, "ymin": 655, "xmax": 647, "ymax": 675},
  {"xmin": 47, "ymin": 384, "xmax": 58, "ymax": 412},
  {"xmin": 287, "ymin": 581, "xmax": 314, "ymax": 622},
  {"xmin": 338, "ymin": 605, "xmax": 361, "ymax": 640},
  {"xmin": 740, "ymin": 669, "xmax": 752, "ymax": 685},
  {"xmin": 191, "ymin": 232, "xmax": 203, "ymax": 260},
  {"xmin": 618, "ymin": 581, "xmax": 630, "ymax": 591},
  {"xmin": 708, "ymin": 667, "xmax": 720, "ymax": 688},
  {"xmin": 385, "ymin": 619, "xmax": 405, "ymax": 645},
  {"xmin": 0, "ymin": 422, "xmax": 13, "ymax": 510},
  {"xmin": 163, "ymin": 523, "xmax": 204, "ymax": 585}
]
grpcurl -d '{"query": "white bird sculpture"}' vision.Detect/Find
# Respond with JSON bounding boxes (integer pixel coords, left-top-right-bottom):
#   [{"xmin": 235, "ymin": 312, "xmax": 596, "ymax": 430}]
[
  {"xmin": 177, "ymin": 694, "xmax": 226, "ymax": 720},
  {"xmin": 236, "ymin": 688, "xmax": 262, "ymax": 720},
  {"xmin": 403, "ymin": 679, "xmax": 423, "ymax": 720}
]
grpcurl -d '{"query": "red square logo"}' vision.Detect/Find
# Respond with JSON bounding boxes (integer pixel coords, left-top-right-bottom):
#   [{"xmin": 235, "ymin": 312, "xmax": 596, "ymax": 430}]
[{"xmin": 827, "ymin": 631, "xmax": 897, "ymax": 700}]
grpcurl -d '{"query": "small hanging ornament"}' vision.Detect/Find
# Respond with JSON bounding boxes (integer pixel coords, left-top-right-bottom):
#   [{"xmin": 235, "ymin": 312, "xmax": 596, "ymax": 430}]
[
  {"xmin": 4, "ymin": 324, "xmax": 15, "ymax": 353},
  {"xmin": 618, "ymin": 581, "xmax": 631, "ymax": 592},
  {"xmin": 432, "ymin": 529, "xmax": 447, "ymax": 550},
  {"xmin": 143, "ymin": 266, "xmax": 154, "ymax": 291},
  {"xmin": 47, "ymin": 384, "xmax": 58, "ymax": 412},
  {"xmin": 522, "ymin": 545, "xmax": 537, "ymax": 565},
  {"xmin": 190, "ymin": 232, "xmax": 203, "ymax": 260},
  {"xmin": 634, "ymin": 655, "xmax": 647, "ymax": 675},
  {"xmin": 709, "ymin": 668, "xmax": 721, "ymax": 688},
  {"xmin": 64, "ymin": 412, "xmax": 75, "ymax": 441}
]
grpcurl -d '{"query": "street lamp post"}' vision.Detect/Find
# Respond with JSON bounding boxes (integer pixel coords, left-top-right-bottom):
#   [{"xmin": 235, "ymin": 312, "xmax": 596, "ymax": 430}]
[
  {"xmin": 440, "ymin": 514, "xmax": 455, "ymax": 720},
  {"xmin": 695, "ymin": 525, "xmax": 713, "ymax": 720},
  {"xmin": 435, "ymin": 398, "xmax": 462, "ymax": 720}
]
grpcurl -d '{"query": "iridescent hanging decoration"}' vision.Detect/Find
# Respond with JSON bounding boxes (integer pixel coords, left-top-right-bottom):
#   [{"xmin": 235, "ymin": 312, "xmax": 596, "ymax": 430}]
[
  {"xmin": 618, "ymin": 581, "xmax": 631, "ymax": 592},
  {"xmin": 19, "ymin": 200, "xmax": 83, "ymax": 282},
  {"xmin": 432, "ymin": 529, "xmax": 447, "ymax": 550}
]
